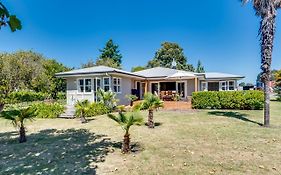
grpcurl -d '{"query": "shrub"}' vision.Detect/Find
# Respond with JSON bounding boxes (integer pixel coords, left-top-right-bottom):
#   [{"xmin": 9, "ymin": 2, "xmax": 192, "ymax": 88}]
[
  {"xmin": 8, "ymin": 91, "xmax": 48, "ymax": 103},
  {"xmin": 57, "ymin": 92, "xmax": 66, "ymax": 100},
  {"xmin": 31, "ymin": 102, "xmax": 65, "ymax": 118},
  {"xmin": 192, "ymin": 90, "xmax": 264, "ymax": 110},
  {"xmin": 88, "ymin": 102, "xmax": 110, "ymax": 116}
]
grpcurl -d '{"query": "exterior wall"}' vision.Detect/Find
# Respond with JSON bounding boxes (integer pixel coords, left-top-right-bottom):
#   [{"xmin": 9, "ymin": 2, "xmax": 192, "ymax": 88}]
[
  {"xmin": 186, "ymin": 79, "xmax": 195, "ymax": 96},
  {"xmin": 66, "ymin": 75, "xmax": 132, "ymax": 106}
]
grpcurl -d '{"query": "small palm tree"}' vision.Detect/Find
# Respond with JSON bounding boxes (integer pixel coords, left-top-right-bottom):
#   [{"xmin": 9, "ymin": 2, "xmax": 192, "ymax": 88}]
[
  {"xmin": 141, "ymin": 93, "xmax": 164, "ymax": 128},
  {"xmin": 241, "ymin": 0, "xmax": 281, "ymax": 127},
  {"xmin": 97, "ymin": 89, "xmax": 118, "ymax": 111},
  {"xmin": 108, "ymin": 112, "xmax": 143, "ymax": 153},
  {"xmin": 75, "ymin": 100, "xmax": 91, "ymax": 123},
  {"xmin": 125, "ymin": 94, "xmax": 138, "ymax": 106},
  {"xmin": 0, "ymin": 107, "xmax": 35, "ymax": 143}
]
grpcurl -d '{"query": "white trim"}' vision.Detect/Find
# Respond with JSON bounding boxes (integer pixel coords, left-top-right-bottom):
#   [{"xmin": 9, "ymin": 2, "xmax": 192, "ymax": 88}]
[
  {"xmin": 77, "ymin": 78, "xmax": 93, "ymax": 94},
  {"xmin": 219, "ymin": 81, "xmax": 227, "ymax": 91},
  {"xmin": 201, "ymin": 81, "xmax": 208, "ymax": 91}
]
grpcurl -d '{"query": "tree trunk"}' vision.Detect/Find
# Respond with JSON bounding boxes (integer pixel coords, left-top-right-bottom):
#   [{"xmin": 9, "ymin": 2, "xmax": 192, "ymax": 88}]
[
  {"xmin": 19, "ymin": 124, "xmax": 27, "ymax": 143},
  {"xmin": 130, "ymin": 100, "xmax": 133, "ymax": 106},
  {"xmin": 147, "ymin": 109, "xmax": 154, "ymax": 128},
  {"xmin": 80, "ymin": 111, "xmax": 87, "ymax": 123},
  {"xmin": 0, "ymin": 103, "xmax": 4, "ymax": 112},
  {"xmin": 122, "ymin": 132, "xmax": 130, "ymax": 153},
  {"xmin": 264, "ymin": 81, "xmax": 270, "ymax": 127}
]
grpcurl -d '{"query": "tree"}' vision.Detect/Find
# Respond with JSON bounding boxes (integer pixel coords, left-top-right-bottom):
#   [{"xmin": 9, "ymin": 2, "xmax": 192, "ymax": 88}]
[
  {"xmin": 275, "ymin": 69, "xmax": 281, "ymax": 87},
  {"xmin": 81, "ymin": 59, "xmax": 95, "ymax": 68},
  {"xmin": 0, "ymin": 2, "xmax": 21, "ymax": 32},
  {"xmin": 131, "ymin": 66, "xmax": 146, "ymax": 72},
  {"xmin": 147, "ymin": 42, "xmax": 194, "ymax": 71},
  {"xmin": 141, "ymin": 93, "xmax": 163, "ymax": 128},
  {"xmin": 74, "ymin": 100, "xmax": 91, "ymax": 123},
  {"xmin": 242, "ymin": 0, "xmax": 281, "ymax": 127},
  {"xmin": 196, "ymin": 60, "xmax": 205, "ymax": 73},
  {"xmin": 239, "ymin": 82, "xmax": 246, "ymax": 87},
  {"xmin": 0, "ymin": 107, "xmax": 35, "ymax": 143},
  {"xmin": 108, "ymin": 112, "xmax": 143, "ymax": 153},
  {"xmin": 97, "ymin": 39, "xmax": 122, "ymax": 68}
]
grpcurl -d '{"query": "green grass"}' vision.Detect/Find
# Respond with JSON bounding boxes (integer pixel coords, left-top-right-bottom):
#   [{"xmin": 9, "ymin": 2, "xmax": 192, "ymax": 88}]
[{"xmin": 0, "ymin": 102, "xmax": 281, "ymax": 174}]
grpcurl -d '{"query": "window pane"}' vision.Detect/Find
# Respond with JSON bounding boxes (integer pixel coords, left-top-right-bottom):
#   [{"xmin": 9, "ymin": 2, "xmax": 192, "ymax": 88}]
[
  {"xmin": 113, "ymin": 86, "xmax": 117, "ymax": 92},
  {"xmin": 117, "ymin": 78, "xmax": 121, "ymax": 85},
  {"xmin": 104, "ymin": 78, "xmax": 109, "ymax": 85},
  {"xmin": 113, "ymin": 78, "xmax": 117, "ymax": 85},
  {"xmin": 104, "ymin": 86, "xmax": 110, "ymax": 92},
  {"xmin": 79, "ymin": 79, "xmax": 84, "ymax": 86},
  {"xmin": 117, "ymin": 86, "xmax": 121, "ymax": 92},
  {"xmin": 97, "ymin": 79, "xmax": 101, "ymax": 87},
  {"xmin": 85, "ymin": 86, "xmax": 91, "ymax": 92},
  {"xmin": 78, "ymin": 79, "xmax": 84, "ymax": 92},
  {"xmin": 85, "ymin": 79, "xmax": 91, "ymax": 86}
]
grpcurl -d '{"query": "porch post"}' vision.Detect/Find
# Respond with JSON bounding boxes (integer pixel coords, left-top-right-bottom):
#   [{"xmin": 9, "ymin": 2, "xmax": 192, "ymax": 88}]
[
  {"xmin": 194, "ymin": 77, "xmax": 198, "ymax": 92},
  {"xmin": 145, "ymin": 81, "xmax": 148, "ymax": 94}
]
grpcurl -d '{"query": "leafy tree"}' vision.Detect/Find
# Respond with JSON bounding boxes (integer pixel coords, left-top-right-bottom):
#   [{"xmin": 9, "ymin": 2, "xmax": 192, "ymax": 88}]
[
  {"xmin": 141, "ymin": 93, "xmax": 163, "ymax": 128},
  {"xmin": 242, "ymin": 0, "xmax": 281, "ymax": 127},
  {"xmin": 131, "ymin": 66, "xmax": 146, "ymax": 72},
  {"xmin": 275, "ymin": 69, "xmax": 281, "ymax": 87},
  {"xmin": 74, "ymin": 100, "xmax": 91, "ymax": 123},
  {"xmin": 147, "ymin": 42, "xmax": 194, "ymax": 71},
  {"xmin": 0, "ymin": 2, "xmax": 21, "ymax": 32},
  {"xmin": 108, "ymin": 112, "xmax": 143, "ymax": 153},
  {"xmin": 97, "ymin": 39, "xmax": 122, "ymax": 68},
  {"xmin": 196, "ymin": 60, "xmax": 205, "ymax": 73},
  {"xmin": 0, "ymin": 107, "xmax": 35, "ymax": 143},
  {"xmin": 81, "ymin": 58, "xmax": 95, "ymax": 68}
]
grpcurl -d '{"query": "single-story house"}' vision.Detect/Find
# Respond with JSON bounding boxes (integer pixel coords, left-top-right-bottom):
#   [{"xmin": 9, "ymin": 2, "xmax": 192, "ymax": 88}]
[{"xmin": 56, "ymin": 66, "xmax": 244, "ymax": 105}]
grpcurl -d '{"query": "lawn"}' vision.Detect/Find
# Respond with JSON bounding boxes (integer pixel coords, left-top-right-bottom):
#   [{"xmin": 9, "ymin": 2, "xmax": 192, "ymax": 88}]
[{"xmin": 0, "ymin": 102, "xmax": 281, "ymax": 175}]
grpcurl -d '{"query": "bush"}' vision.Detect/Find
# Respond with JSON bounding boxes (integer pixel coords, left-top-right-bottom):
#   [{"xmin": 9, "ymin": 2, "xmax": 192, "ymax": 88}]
[
  {"xmin": 8, "ymin": 91, "xmax": 48, "ymax": 103},
  {"xmin": 192, "ymin": 90, "xmax": 264, "ymax": 110},
  {"xmin": 57, "ymin": 92, "xmax": 66, "ymax": 100},
  {"xmin": 89, "ymin": 103, "xmax": 110, "ymax": 116},
  {"xmin": 31, "ymin": 102, "xmax": 65, "ymax": 118}
]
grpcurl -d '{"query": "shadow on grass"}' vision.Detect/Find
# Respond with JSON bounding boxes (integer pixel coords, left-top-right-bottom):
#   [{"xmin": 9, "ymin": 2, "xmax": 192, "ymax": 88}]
[
  {"xmin": 208, "ymin": 111, "xmax": 263, "ymax": 126},
  {"xmin": 0, "ymin": 129, "xmax": 121, "ymax": 175},
  {"xmin": 145, "ymin": 122, "xmax": 162, "ymax": 127}
]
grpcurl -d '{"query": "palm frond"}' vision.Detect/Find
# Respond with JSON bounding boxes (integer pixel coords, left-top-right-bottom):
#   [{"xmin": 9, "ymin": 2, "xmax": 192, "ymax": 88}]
[{"xmin": 107, "ymin": 113, "xmax": 122, "ymax": 124}]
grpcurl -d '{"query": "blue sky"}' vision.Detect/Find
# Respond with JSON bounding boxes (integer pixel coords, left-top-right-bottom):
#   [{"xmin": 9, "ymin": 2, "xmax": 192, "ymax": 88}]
[{"xmin": 1, "ymin": 0, "xmax": 281, "ymax": 83}]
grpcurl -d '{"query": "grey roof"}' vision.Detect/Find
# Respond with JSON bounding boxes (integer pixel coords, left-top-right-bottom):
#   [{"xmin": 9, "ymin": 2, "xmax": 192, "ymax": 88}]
[
  {"xmin": 55, "ymin": 66, "xmax": 144, "ymax": 77},
  {"xmin": 197, "ymin": 72, "xmax": 245, "ymax": 79},
  {"xmin": 134, "ymin": 67, "xmax": 196, "ymax": 78},
  {"xmin": 56, "ymin": 66, "xmax": 244, "ymax": 80}
]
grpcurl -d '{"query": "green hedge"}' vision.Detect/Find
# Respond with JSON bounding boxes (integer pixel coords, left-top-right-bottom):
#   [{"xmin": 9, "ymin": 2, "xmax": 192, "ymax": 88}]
[
  {"xmin": 88, "ymin": 103, "xmax": 110, "ymax": 116},
  {"xmin": 31, "ymin": 102, "xmax": 65, "ymax": 118},
  {"xmin": 8, "ymin": 91, "xmax": 49, "ymax": 103},
  {"xmin": 192, "ymin": 90, "xmax": 264, "ymax": 110}
]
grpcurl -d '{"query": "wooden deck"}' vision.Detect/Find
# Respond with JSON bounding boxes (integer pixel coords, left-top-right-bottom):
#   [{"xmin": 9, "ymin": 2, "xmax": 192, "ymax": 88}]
[{"xmin": 162, "ymin": 101, "xmax": 192, "ymax": 110}]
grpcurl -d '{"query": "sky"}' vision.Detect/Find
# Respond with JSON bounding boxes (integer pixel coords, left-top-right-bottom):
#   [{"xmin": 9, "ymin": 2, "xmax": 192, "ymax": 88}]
[{"xmin": 1, "ymin": 0, "xmax": 281, "ymax": 83}]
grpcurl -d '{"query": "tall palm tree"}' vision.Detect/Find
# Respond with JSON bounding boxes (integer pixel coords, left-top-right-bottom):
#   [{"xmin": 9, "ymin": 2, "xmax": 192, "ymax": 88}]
[
  {"xmin": 0, "ymin": 2, "xmax": 22, "ymax": 32},
  {"xmin": 242, "ymin": 0, "xmax": 281, "ymax": 127},
  {"xmin": 74, "ymin": 100, "xmax": 91, "ymax": 123},
  {"xmin": 141, "ymin": 93, "xmax": 164, "ymax": 128},
  {"xmin": 108, "ymin": 112, "xmax": 143, "ymax": 153},
  {"xmin": 0, "ymin": 107, "xmax": 35, "ymax": 143}
]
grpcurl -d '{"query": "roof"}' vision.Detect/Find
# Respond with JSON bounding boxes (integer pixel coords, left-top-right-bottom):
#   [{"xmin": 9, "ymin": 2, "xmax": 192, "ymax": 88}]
[
  {"xmin": 134, "ymin": 67, "xmax": 196, "ymax": 78},
  {"xmin": 55, "ymin": 66, "xmax": 244, "ymax": 80},
  {"xmin": 55, "ymin": 66, "xmax": 144, "ymax": 78},
  {"xmin": 197, "ymin": 72, "xmax": 245, "ymax": 79}
]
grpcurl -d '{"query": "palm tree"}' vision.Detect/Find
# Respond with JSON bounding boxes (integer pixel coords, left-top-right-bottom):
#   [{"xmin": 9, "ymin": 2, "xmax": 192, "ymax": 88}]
[
  {"xmin": 97, "ymin": 89, "xmax": 118, "ymax": 111},
  {"xmin": 141, "ymin": 93, "xmax": 164, "ymax": 128},
  {"xmin": 0, "ymin": 107, "xmax": 35, "ymax": 143},
  {"xmin": 242, "ymin": 0, "xmax": 281, "ymax": 127},
  {"xmin": 74, "ymin": 100, "xmax": 91, "ymax": 123},
  {"xmin": 0, "ymin": 2, "xmax": 22, "ymax": 32},
  {"xmin": 108, "ymin": 112, "xmax": 143, "ymax": 153}
]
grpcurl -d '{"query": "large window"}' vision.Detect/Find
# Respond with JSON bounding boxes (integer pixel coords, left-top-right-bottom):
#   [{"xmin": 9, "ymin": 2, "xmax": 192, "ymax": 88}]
[
  {"xmin": 220, "ymin": 81, "xmax": 227, "ymax": 91},
  {"xmin": 78, "ymin": 79, "xmax": 92, "ymax": 93},
  {"xmin": 228, "ymin": 81, "xmax": 235, "ymax": 91},
  {"xmin": 113, "ymin": 77, "xmax": 121, "ymax": 93},
  {"xmin": 201, "ymin": 82, "xmax": 208, "ymax": 91},
  {"xmin": 103, "ymin": 77, "xmax": 111, "ymax": 92}
]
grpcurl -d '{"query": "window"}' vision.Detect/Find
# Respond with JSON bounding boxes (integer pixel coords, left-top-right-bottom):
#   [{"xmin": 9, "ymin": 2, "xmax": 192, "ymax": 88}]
[
  {"xmin": 228, "ymin": 81, "xmax": 235, "ymax": 90},
  {"xmin": 220, "ymin": 81, "xmax": 227, "ymax": 91},
  {"xmin": 103, "ymin": 77, "xmax": 110, "ymax": 92},
  {"xmin": 78, "ymin": 79, "xmax": 92, "ymax": 93},
  {"xmin": 113, "ymin": 77, "xmax": 121, "ymax": 93},
  {"xmin": 201, "ymin": 82, "xmax": 208, "ymax": 91}
]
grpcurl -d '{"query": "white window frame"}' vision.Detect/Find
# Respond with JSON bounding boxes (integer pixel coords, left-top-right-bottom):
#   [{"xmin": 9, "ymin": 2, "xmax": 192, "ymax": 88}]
[
  {"xmin": 201, "ymin": 82, "xmax": 208, "ymax": 91},
  {"xmin": 77, "ymin": 78, "xmax": 92, "ymax": 94},
  {"xmin": 220, "ymin": 81, "xmax": 227, "ymax": 91},
  {"xmin": 113, "ymin": 77, "xmax": 122, "ymax": 94},
  {"xmin": 228, "ymin": 81, "xmax": 235, "ymax": 91},
  {"xmin": 103, "ymin": 77, "xmax": 111, "ymax": 92}
]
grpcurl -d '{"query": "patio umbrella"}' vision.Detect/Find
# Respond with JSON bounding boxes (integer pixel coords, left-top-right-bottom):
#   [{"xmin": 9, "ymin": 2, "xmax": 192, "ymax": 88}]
[{"xmin": 166, "ymin": 70, "xmax": 196, "ymax": 79}]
